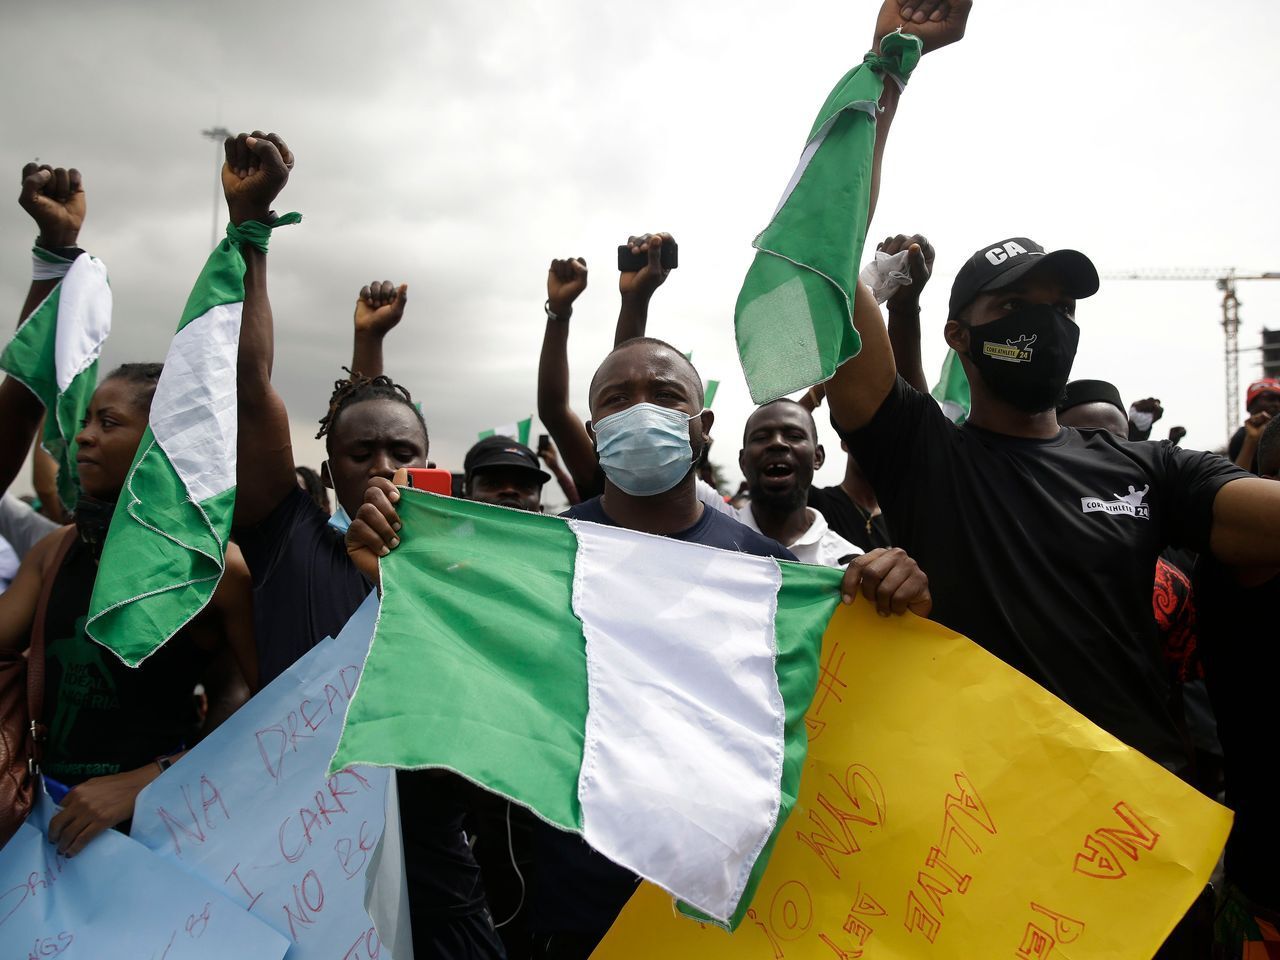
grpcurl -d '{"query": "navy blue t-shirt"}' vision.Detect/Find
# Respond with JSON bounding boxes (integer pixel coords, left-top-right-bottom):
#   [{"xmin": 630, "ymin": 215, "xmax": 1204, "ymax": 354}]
[{"xmin": 530, "ymin": 497, "xmax": 795, "ymax": 951}]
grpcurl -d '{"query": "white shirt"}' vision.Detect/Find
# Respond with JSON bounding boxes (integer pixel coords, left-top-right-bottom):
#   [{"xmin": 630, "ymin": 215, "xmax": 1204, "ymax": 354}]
[{"xmin": 695, "ymin": 480, "xmax": 862, "ymax": 568}]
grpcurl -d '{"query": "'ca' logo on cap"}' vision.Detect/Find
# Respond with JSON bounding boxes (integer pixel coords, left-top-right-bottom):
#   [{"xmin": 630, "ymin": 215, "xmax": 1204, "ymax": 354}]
[{"xmin": 984, "ymin": 240, "xmax": 1032, "ymax": 266}]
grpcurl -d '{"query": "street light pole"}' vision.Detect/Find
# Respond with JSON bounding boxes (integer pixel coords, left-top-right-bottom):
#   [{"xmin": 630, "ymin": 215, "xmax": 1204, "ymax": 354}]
[{"xmin": 200, "ymin": 126, "xmax": 230, "ymax": 249}]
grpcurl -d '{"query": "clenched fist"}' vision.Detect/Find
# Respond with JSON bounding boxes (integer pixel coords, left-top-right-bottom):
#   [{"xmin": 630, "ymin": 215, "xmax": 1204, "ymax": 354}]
[
  {"xmin": 20, "ymin": 163, "xmax": 85, "ymax": 248},
  {"xmin": 222, "ymin": 130, "xmax": 294, "ymax": 225}
]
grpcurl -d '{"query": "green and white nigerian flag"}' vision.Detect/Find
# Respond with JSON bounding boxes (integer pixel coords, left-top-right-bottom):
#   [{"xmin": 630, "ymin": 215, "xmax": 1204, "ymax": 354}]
[
  {"xmin": 734, "ymin": 32, "xmax": 922, "ymax": 403},
  {"xmin": 478, "ymin": 415, "xmax": 531, "ymax": 445},
  {"xmin": 87, "ymin": 215, "xmax": 299, "ymax": 666},
  {"xmin": 703, "ymin": 378, "xmax": 720, "ymax": 408},
  {"xmin": 0, "ymin": 248, "xmax": 112, "ymax": 510},
  {"xmin": 932, "ymin": 348, "xmax": 970, "ymax": 424},
  {"xmin": 332, "ymin": 491, "xmax": 842, "ymax": 927}
]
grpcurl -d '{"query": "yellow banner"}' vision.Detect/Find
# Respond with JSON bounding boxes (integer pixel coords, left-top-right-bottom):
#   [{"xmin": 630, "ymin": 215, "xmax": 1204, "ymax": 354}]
[{"xmin": 594, "ymin": 602, "xmax": 1231, "ymax": 959}]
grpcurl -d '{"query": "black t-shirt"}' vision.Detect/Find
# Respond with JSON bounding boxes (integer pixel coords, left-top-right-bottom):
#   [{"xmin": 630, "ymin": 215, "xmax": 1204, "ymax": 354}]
[
  {"xmin": 530, "ymin": 497, "xmax": 795, "ymax": 952},
  {"xmin": 1194, "ymin": 558, "xmax": 1280, "ymax": 907},
  {"xmin": 235, "ymin": 487, "xmax": 504, "ymax": 958},
  {"xmin": 234, "ymin": 486, "xmax": 372, "ymax": 686},
  {"xmin": 836, "ymin": 377, "xmax": 1247, "ymax": 771},
  {"xmin": 807, "ymin": 485, "xmax": 893, "ymax": 552},
  {"xmin": 42, "ymin": 535, "xmax": 208, "ymax": 785}
]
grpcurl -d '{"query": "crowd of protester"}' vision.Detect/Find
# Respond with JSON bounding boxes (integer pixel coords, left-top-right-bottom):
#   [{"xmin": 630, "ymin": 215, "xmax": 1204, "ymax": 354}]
[{"xmin": 3, "ymin": 1, "xmax": 1280, "ymax": 958}]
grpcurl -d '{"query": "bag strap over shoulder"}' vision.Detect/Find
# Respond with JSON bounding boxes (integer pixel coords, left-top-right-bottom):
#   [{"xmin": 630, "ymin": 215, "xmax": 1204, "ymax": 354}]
[{"xmin": 27, "ymin": 528, "xmax": 77, "ymax": 771}]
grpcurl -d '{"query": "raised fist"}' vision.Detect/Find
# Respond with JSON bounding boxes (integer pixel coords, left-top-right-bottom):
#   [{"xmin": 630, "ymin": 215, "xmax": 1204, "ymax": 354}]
[
  {"xmin": 355, "ymin": 280, "xmax": 408, "ymax": 338},
  {"xmin": 877, "ymin": 233, "xmax": 935, "ymax": 312},
  {"xmin": 20, "ymin": 163, "xmax": 85, "ymax": 248},
  {"xmin": 222, "ymin": 131, "xmax": 293, "ymax": 225},
  {"xmin": 547, "ymin": 257, "xmax": 588, "ymax": 317},
  {"xmin": 620, "ymin": 232, "xmax": 674, "ymax": 301},
  {"xmin": 874, "ymin": 0, "xmax": 973, "ymax": 55}
]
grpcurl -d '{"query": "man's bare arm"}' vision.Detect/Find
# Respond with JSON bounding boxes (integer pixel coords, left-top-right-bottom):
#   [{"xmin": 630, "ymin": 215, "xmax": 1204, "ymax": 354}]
[
  {"xmin": 227, "ymin": 132, "xmax": 299, "ymax": 527},
  {"xmin": 826, "ymin": 281, "xmax": 899, "ymax": 433},
  {"xmin": 1209, "ymin": 477, "xmax": 1280, "ymax": 569},
  {"xmin": 828, "ymin": 1, "xmax": 971, "ymax": 432},
  {"xmin": 879, "ymin": 233, "xmax": 935, "ymax": 393},
  {"xmin": 615, "ymin": 232, "xmax": 674, "ymax": 346},
  {"xmin": 1, "ymin": 164, "xmax": 86, "ymax": 496},
  {"xmin": 351, "ymin": 280, "xmax": 407, "ymax": 378},
  {"xmin": 536, "ymin": 257, "xmax": 600, "ymax": 495}
]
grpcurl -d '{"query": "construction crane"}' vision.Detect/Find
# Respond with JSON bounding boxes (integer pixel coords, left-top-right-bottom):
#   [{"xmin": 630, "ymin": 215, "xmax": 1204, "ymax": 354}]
[{"xmin": 1102, "ymin": 268, "xmax": 1280, "ymax": 443}]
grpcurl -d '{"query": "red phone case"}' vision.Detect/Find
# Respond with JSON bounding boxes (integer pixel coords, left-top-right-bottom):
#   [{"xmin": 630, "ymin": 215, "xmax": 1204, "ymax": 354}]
[{"xmin": 403, "ymin": 468, "xmax": 453, "ymax": 496}]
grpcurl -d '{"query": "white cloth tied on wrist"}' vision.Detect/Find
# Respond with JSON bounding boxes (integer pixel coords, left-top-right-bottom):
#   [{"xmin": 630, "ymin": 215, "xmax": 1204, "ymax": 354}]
[
  {"xmin": 1129, "ymin": 405, "xmax": 1155, "ymax": 433},
  {"xmin": 31, "ymin": 246, "xmax": 77, "ymax": 281},
  {"xmin": 859, "ymin": 248, "xmax": 912, "ymax": 304}
]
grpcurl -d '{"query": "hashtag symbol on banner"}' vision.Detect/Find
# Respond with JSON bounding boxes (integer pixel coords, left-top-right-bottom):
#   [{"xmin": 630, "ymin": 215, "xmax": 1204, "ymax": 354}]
[{"xmin": 813, "ymin": 642, "xmax": 848, "ymax": 716}]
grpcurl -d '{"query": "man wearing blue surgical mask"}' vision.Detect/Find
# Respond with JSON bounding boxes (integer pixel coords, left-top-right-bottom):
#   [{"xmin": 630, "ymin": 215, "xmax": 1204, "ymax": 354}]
[
  {"xmin": 524, "ymin": 336, "xmax": 931, "ymax": 958},
  {"xmin": 566, "ymin": 337, "xmax": 793, "ymax": 551}
]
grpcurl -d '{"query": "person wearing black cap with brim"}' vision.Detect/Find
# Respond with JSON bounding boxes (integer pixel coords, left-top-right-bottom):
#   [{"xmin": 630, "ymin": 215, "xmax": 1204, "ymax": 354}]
[
  {"xmin": 1057, "ymin": 378, "xmax": 1129, "ymax": 438},
  {"xmin": 821, "ymin": 229, "xmax": 1280, "ymax": 955},
  {"xmin": 462, "ymin": 435, "xmax": 552, "ymax": 512}
]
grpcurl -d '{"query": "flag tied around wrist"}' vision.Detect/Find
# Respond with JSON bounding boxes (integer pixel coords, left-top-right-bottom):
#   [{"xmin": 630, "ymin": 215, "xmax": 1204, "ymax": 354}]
[
  {"xmin": 0, "ymin": 247, "xmax": 112, "ymax": 511},
  {"xmin": 734, "ymin": 32, "xmax": 921, "ymax": 404},
  {"xmin": 87, "ymin": 215, "xmax": 299, "ymax": 666}
]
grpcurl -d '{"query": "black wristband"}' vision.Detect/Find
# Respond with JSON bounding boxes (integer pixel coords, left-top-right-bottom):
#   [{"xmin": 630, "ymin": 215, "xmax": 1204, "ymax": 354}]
[{"xmin": 35, "ymin": 238, "xmax": 84, "ymax": 260}]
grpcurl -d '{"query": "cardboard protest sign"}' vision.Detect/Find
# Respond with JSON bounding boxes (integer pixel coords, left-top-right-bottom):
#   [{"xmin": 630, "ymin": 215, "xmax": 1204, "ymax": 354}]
[
  {"xmin": 131, "ymin": 594, "xmax": 405, "ymax": 960},
  {"xmin": 594, "ymin": 602, "xmax": 1231, "ymax": 959},
  {"xmin": 0, "ymin": 790, "xmax": 289, "ymax": 960}
]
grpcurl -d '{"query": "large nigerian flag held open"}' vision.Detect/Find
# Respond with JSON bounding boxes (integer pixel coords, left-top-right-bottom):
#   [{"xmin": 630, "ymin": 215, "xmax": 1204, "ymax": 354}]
[
  {"xmin": 0, "ymin": 247, "xmax": 112, "ymax": 510},
  {"xmin": 734, "ymin": 33, "xmax": 921, "ymax": 403},
  {"xmin": 87, "ymin": 216, "xmax": 298, "ymax": 666},
  {"xmin": 332, "ymin": 490, "xmax": 843, "ymax": 927}
]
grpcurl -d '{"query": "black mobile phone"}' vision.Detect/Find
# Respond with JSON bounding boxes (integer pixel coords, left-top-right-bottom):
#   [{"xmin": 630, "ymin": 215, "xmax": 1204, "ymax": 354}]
[
  {"xmin": 537, "ymin": 433, "xmax": 551, "ymax": 452},
  {"xmin": 618, "ymin": 239, "xmax": 678, "ymax": 273}
]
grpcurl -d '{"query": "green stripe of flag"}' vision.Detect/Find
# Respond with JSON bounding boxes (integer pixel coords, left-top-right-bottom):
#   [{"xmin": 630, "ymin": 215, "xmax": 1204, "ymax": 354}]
[
  {"xmin": 734, "ymin": 33, "xmax": 922, "ymax": 404},
  {"xmin": 931, "ymin": 348, "xmax": 970, "ymax": 424}
]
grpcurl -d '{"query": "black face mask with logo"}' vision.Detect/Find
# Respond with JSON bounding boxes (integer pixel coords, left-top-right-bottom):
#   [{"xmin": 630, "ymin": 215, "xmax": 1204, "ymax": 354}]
[{"xmin": 966, "ymin": 303, "xmax": 1080, "ymax": 414}]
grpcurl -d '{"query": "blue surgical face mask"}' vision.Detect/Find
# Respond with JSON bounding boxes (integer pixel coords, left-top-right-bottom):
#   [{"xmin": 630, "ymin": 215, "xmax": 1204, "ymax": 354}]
[
  {"xmin": 328, "ymin": 504, "xmax": 352, "ymax": 535},
  {"xmin": 594, "ymin": 402, "xmax": 699, "ymax": 497}
]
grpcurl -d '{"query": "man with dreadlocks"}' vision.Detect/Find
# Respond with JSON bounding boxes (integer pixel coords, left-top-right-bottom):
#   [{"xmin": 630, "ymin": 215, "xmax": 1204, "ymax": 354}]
[{"xmin": 223, "ymin": 131, "xmax": 503, "ymax": 959}]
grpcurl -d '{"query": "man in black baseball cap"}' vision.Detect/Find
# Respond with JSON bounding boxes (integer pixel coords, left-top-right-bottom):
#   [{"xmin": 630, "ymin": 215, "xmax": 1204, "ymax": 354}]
[
  {"xmin": 1057, "ymin": 378, "xmax": 1129, "ymax": 438},
  {"xmin": 820, "ymin": 227, "xmax": 1278, "ymax": 813},
  {"xmin": 944, "ymin": 236, "xmax": 1099, "ymax": 415},
  {"xmin": 462, "ymin": 435, "xmax": 551, "ymax": 512}
]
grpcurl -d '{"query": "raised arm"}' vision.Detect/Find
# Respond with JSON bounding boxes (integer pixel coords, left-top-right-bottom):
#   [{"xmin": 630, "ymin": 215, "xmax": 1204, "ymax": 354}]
[
  {"xmin": 350, "ymin": 280, "xmax": 408, "ymax": 378},
  {"xmin": 227, "ymin": 132, "xmax": 298, "ymax": 526},
  {"xmin": 878, "ymin": 233, "xmax": 934, "ymax": 394},
  {"xmin": 829, "ymin": 1, "xmax": 970, "ymax": 432},
  {"xmin": 537, "ymin": 256, "xmax": 601, "ymax": 495},
  {"xmin": 537, "ymin": 437, "xmax": 581, "ymax": 505},
  {"xmin": 826, "ymin": 281, "xmax": 899, "ymax": 432},
  {"xmin": 615, "ymin": 231, "xmax": 675, "ymax": 345},
  {"xmin": 1233, "ymin": 411, "xmax": 1269, "ymax": 471},
  {"xmin": 0, "ymin": 164, "xmax": 86, "ymax": 496}
]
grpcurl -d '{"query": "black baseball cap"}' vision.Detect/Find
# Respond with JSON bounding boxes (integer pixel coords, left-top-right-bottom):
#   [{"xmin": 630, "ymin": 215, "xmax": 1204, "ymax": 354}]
[
  {"xmin": 463, "ymin": 436, "xmax": 551, "ymax": 484},
  {"xmin": 1059, "ymin": 379, "xmax": 1125, "ymax": 416},
  {"xmin": 948, "ymin": 237, "xmax": 1100, "ymax": 320}
]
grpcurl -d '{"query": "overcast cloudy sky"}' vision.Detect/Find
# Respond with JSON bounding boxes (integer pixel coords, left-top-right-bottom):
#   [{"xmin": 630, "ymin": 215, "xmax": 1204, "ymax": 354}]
[{"xmin": 3, "ymin": 0, "xmax": 1278, "ymax": 498}]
